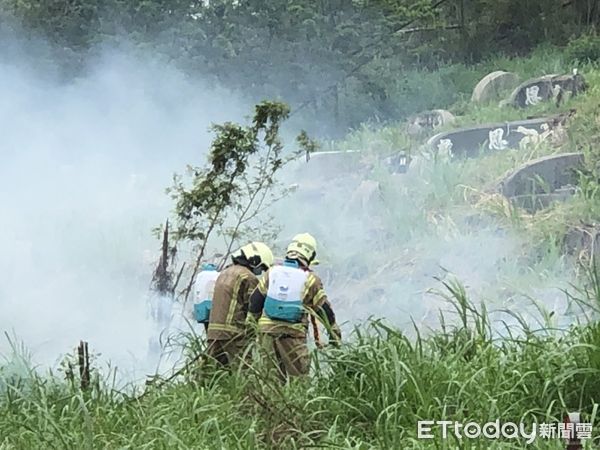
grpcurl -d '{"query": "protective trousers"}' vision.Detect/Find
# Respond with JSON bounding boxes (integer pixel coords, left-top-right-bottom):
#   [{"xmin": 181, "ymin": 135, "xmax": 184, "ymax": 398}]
[
  {"xmin": 261, "ymin": 334, "xmax": 310, "ymax": 379},
  {"xmin": 206, "ymin": 336, "xmax": 250, "ymax": 367}
]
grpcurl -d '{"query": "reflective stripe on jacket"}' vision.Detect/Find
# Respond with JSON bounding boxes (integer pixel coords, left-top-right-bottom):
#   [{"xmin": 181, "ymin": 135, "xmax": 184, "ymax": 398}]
[
  {"xmin": 257, "ymin": 268, "xmax": 329, "ymax": 338},
  {"xmin": 207, "ymin": 264, "xmax": 258, "ymax": 340}
]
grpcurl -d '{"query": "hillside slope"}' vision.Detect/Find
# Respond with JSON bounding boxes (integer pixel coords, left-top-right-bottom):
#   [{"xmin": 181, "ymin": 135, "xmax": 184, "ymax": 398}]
[{"xmin": 2, "ymin": 50, "xmax": 600, "ymax": 449}]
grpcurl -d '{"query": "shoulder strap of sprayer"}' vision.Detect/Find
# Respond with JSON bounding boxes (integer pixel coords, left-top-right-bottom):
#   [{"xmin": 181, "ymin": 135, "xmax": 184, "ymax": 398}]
[
  {"xmin": 283, "ymin": 259, "xmax": 313, "ymax": 273},
  {"xmin": 283, "ymin": 259, "xmax": 300, "ymax": 269}
]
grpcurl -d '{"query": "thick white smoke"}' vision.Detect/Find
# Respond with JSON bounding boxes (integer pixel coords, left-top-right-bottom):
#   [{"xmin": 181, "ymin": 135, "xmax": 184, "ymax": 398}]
[
  {"xmin": 0, "ymin": 39, "xmax": 247, "ymax": 381},
  {"xmin": 279, "ymin": 150, "xmax": 579, "ymax": 337},
  {"xmin": 0, "ymin": 32, "xmax": 581, "ymax": 383}
]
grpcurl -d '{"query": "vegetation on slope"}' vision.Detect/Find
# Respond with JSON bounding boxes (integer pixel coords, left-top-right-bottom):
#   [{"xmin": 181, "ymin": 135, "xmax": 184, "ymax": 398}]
[
  {"xmin": 4, "ymin": 3, "xmax": 600, "ymax": 447},
  {"xmin": 3, "ymin": 0, "xmax": 600, "ymax": 132},
  {"xmin": 1, "ymin": 275, "xmax": 599, "ymax": 449},
  {"xmin": 2, "ymin": 48, "xmax": 600, "ymax": 448},
  {"xmin": 336, "ymin": 46, "xmax": 600, "ymax": 246}
]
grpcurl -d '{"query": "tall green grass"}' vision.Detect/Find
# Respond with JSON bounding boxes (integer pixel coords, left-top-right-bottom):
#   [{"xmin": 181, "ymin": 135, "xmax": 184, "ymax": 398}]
[{"xmin": 0, "ymin": 277, "xmax": 599, "ymax": 449}]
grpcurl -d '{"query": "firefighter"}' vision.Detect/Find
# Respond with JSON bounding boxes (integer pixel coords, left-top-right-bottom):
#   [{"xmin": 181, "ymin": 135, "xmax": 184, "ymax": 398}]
[
  {"xmin": 249, "ymin": 233, "xmax": 341, "ymax": 378},
  {"xmin": 206, "ymin": 242, "xmax": 274, "ymax": 367}
]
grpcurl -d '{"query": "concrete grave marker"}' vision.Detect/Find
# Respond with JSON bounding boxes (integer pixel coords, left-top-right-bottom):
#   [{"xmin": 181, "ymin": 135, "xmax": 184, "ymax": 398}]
[
  {"xmin": 497, "ymin": 152, "xmax": 583, "ymax": 197},
  {"xmin": 471, "ymin": 71, "xmax": 519, "ymax": 103},
  {"xmin": 384, "ymin": 151, "xmax": 411, "ymax": 174},
  {"xmin": 427, "ymin": 116, "xmax": 564, "ymax": 158},
  {"xmin": 506, "ymin": 72, "xmax": 587, "ymax": 108},
  {"xmin": 496, "ymin": 152, "xmax": 584, "ymax": 212}
]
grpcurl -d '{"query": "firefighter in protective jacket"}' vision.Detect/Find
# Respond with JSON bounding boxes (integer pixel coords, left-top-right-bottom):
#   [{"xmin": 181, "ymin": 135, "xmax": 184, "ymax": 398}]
[
  {"xmin": 249, "ymin": 233, "xmax": 341, "ymax": 378},
  {"xmin": 206, "ymin": 242, "xmax": 274, "ymax": 366}
]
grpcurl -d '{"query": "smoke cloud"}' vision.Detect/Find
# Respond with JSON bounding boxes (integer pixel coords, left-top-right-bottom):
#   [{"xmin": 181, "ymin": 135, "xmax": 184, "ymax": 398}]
[
  {"xmin": 0, "ymin": 30, "xmax": 580, "ymax": 383},
  {"xmin": 279, "ymin": 150, "xmax": 579, "ymax": 337},
  {"xmin": 0, "ymin": 36, "xmax": 247, "ymax": 381}
]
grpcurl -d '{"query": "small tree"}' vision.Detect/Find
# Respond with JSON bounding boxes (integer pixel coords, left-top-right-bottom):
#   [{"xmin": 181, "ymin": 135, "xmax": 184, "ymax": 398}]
[{"xmin": 156, "ymin": 100, "xmax": 317, "ymax": 301}]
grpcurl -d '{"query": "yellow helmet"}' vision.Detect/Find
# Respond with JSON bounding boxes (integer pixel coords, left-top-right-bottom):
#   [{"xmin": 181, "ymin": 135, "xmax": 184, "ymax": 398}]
[
  {"xmin": 286, "ymin": 233, "xmax": 317, "ymax": 265},
  {"xmin": 233, "ymin": 241, "xmax": 274, "ymax": 274}
]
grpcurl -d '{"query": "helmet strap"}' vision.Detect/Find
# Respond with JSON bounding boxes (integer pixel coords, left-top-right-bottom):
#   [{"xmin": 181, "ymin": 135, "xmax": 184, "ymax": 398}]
[
  {"xmin": 232, "ymin": 252, "xmax": 250, "ymax": 268},
  {"xmin": 286, "ymin": 255, "xmax": 310, "ymax": 268},
  {"xmin": 233, "ymin": 250, "xmax": 268, "ymax": 274}
]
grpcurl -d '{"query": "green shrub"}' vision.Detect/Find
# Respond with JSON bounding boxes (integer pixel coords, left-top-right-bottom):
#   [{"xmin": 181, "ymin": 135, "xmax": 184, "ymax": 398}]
[{"xmin": 566, "ymin": 33, "xmax": 600, "ymax": 63}]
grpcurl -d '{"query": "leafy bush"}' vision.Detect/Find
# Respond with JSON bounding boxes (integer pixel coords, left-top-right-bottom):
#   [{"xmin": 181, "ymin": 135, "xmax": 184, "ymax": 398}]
[{"xmin": 566, "ymin": 34, "xmax": 600, "ymax": 63}]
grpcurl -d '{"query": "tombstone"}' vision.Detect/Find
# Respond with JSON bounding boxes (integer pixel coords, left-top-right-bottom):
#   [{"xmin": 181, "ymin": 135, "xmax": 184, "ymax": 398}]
[
  {"xmin": 505, "ymin": 74, "xmax": 557, "ymax": 108},
  {"xmin": 497, "ymin": 152, "xmax": 584, "ymax": 197},
  {"xmin": 506, "ymin": 72, "xmax": 587, "ymax": 108},
  {"xmin": 426, "ymin": 116, "xmax": 562, "ymax": 158},
  {"xmin": 496, "ymin": 152, "xmax": 584, "ymax": 212},
  {"xmin": 471, "ymin": 71, "xmax": 519, "ymax": 103},
  {"xmin": 407, "ymin": 109, "xmax": 456, "ymax": 135},
  {"xmin": 306, "ymin": 150, "xmax": 360, "ymax": 163},
  {"xmin": 298, "ymin": 148, "xmax": 415, "ymax": 179}
]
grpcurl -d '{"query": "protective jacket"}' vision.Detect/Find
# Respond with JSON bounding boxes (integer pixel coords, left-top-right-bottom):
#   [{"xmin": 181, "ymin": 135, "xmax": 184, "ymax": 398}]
[{"xmin": 207, "ymin": 264, "xmax": 258, "ymax": 340}]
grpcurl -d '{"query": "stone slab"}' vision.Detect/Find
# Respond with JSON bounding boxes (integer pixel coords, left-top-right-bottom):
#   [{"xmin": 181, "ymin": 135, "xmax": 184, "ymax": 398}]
[
  {"xmin": 472, "ymin": 71, "xmax": 520, "ymax": 103},
  {"xmin": 507, "ymin": 73, "xmax": 587, "ymax": 108},
  {"xmin": 426, "ymin": 116, "xmax": 561, "ymax": 158},
  {"xmin": 498, "ymin": 152, "xmax": 584, "ymax": 198}
]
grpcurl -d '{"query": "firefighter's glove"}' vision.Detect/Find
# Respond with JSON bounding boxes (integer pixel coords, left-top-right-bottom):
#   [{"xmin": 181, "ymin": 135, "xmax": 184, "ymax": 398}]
[{"xmin": 328, "ymin": 324, "xmax": 342, "ymax": 347}]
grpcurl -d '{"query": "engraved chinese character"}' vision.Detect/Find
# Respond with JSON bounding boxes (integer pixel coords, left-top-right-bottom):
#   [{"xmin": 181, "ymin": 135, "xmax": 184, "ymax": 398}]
[
  {"xmin": 488, "ymin": 128, "xmax": 508, "ymax": 151},
  {"xmin": 525, "ymin": 85, "xmax": 543, "ymax": 106},
  {"xmin": 437, "ymin": 139, "xmax": 454, "ymax": 159}
]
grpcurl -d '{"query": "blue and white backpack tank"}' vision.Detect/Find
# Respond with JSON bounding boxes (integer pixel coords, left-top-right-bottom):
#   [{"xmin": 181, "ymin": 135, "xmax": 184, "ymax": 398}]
[
  {"xmin": 193, "ymin": 264, "xmax": 220, "ymax": 323},
  {"xmin": 264, "ymin": 260, "xmax": 309, "ymax": 323}
]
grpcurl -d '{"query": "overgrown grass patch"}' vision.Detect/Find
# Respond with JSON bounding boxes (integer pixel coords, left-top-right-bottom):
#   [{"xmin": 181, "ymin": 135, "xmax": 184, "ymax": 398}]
[{"xmin": 1, "ymin": 279, "xmax": 599, "ymax": 448}]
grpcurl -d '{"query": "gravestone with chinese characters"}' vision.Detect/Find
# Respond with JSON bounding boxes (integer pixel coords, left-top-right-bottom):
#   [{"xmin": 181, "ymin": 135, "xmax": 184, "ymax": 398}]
[
  {"xmin": 406, "ymin": 109, "xmax": 456, "ymax": 135},
  {"xmin": 471, "ymin": 71, "xmax": 519, "ymax": 103},
  {"xmin": 506, "ymin": 72, "xmax": 587, "ymax": 108},
  {"xmin": 426, "ymin": 116, "xmax": 563, "ymax": 158}
]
